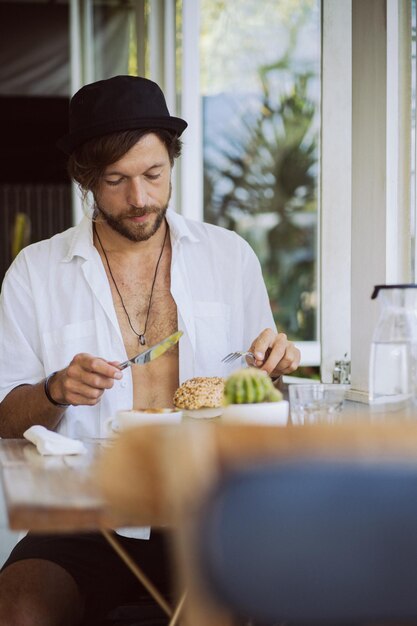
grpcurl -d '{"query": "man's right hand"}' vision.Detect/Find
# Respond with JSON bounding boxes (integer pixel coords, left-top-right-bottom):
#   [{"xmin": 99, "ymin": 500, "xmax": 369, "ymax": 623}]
[{"xmin": 48, "ymin": 354, "xmax": 123, "ymax": 406}]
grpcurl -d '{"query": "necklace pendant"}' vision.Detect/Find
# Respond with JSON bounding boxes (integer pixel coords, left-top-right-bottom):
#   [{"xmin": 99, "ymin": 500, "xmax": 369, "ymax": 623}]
[{"xmin": 139, "ymin": 335, "xmax": 146, "ymax": 346}]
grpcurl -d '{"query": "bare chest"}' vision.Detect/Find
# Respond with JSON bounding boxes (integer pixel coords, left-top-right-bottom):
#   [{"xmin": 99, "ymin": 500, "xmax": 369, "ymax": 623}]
[
  {"xmin": 104, "ymin": 253, "xmax": 179, "ymax": 408},
  {"xmin": 110, "ymin": 260, "xmax": 177, "ymax": 354}
]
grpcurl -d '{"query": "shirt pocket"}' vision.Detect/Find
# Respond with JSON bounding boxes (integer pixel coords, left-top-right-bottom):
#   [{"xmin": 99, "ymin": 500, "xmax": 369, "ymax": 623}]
[
  {"xmin": 42, "ymin": 320, "xmax": 97, "ymax": 370},
  {"xmin": 193, "ymin": 301, "xmax": 231, "ymax": 376}
]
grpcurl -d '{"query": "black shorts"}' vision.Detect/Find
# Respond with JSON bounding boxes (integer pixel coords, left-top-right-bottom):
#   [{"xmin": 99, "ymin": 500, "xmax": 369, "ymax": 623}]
[{"xmin": 1, "ymin": 529, "xmax": 174, "ymax": 625}]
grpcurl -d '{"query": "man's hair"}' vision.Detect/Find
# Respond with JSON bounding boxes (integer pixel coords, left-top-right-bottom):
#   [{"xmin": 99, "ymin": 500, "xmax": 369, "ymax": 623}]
[{"xmin": 67, "ymin": 128, "xmax": 182, "ymax": 194}]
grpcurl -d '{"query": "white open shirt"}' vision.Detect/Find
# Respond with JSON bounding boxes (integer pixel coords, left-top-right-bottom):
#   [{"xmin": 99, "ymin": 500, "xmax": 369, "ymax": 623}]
[{"xmin": 0, "ymin": 209, "xmax": 275, "ymax": 536}]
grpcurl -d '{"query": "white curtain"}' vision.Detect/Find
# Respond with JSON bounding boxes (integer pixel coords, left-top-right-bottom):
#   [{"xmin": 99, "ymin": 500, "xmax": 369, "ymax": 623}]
[
  {"xmin": 0, "ymin": 4, "xmax": 69, "ymax": 96},
  {"xmin": 0, "ymin": 2, "xmax": 131, "ymax": 97}
]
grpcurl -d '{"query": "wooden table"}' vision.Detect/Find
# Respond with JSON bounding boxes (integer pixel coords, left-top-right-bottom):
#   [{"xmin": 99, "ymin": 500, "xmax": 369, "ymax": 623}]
[
  {"xmin": 0, "ymin": 437, "xmax": 179, "ymax": 623},
  {"xmin": 0, "ymin": 438, "xmax": 129, "ymax": 531}
]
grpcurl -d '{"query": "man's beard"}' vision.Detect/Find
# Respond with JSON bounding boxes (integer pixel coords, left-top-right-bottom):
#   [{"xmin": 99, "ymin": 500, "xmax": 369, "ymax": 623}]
[
  {"xmin": 94, "ymin": 203, "xmax": 168, "ymax": 242},
  {"xmin": 93, "ymin": 181, "xmax": 171, "ymax": 243}
]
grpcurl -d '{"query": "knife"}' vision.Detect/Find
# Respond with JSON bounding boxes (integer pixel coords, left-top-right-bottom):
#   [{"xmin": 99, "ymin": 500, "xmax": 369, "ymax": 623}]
[{"xmin": 118, "ymin": 330, "xmax": 183, "ymax": 370}]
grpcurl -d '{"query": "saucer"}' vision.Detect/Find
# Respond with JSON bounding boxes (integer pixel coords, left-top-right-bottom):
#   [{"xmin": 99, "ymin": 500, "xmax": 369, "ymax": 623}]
[{"xmin": 108, "ymin": 408, "xmax": 183, "ymax": 433}]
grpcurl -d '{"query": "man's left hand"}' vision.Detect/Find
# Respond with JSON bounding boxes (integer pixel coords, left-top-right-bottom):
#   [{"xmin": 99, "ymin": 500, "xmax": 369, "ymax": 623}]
[{"xmin": 249, "ymin": 328, "xmax": 301, "ymax": 378}]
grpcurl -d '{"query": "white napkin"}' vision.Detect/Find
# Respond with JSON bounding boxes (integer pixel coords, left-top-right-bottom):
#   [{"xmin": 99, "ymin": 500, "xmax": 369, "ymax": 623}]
[{"xmin": 23, "ymin": 425, "xmax": 87, "ymax": 456}]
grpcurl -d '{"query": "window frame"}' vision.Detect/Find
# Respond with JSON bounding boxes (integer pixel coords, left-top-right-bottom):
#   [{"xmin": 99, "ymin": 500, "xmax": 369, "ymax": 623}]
[
  {"xmin": 320, "ymin": 0, "xmax": 352, "ymax": 382},
  {"xmin": 321, "ymin": 0, "xmax": 412, "ymax": 399}
]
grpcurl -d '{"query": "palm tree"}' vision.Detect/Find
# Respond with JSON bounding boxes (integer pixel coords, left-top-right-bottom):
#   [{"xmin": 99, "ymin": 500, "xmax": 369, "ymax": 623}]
[{"xmin": 204, "ymin": 59, "xmax": 318, "ymax": 341}]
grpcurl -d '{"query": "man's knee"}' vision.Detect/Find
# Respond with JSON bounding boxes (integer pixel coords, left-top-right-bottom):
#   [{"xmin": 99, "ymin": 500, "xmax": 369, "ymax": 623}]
[
  {"xmin": 0, "ymin": 596, "xmax": 51, "ymax": 626},
  {"xmin": 0, "ymin": 558, "xmax": 83, "ymax": 626}
]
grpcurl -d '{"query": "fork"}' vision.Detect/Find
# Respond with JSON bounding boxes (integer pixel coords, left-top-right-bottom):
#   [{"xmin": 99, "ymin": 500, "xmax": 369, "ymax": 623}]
[{"xmin": 221, "ymin": 350, "xmax": 255, "ymax": 364}]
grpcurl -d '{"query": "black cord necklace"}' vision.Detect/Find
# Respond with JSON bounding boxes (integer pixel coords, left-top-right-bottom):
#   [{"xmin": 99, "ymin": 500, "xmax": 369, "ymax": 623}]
[{"xmin": 94, "ymin": 221, "xmax": 168, "ymax": 347}]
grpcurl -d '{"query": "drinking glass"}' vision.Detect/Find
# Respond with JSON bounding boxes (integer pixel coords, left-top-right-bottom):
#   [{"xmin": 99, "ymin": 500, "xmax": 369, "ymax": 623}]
[{"xmin": 289, "ymin": 383, "xmax": 348, "ymax": 425}]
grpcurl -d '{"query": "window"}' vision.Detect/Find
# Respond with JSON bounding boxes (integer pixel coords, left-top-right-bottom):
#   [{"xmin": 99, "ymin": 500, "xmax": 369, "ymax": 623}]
[{"xmin": 199, "ymin": 0, "xmax": 321, "ymax": 371}]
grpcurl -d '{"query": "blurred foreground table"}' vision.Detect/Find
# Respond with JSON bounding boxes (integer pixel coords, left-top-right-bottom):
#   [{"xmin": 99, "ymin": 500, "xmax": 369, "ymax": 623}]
[
  {"xmin": 4, "ymin": 416, "xmax": 417, "ymax": 626},
  {"xmin": 97, "ymin": 417, "xmax": 417, "ymax": 626}
]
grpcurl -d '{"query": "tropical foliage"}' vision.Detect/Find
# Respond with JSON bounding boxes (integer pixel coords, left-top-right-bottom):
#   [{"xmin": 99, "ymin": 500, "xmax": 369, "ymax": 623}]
[{"xmin": 202, "ymin": 4, "xmax": 319, "ymax": 342}]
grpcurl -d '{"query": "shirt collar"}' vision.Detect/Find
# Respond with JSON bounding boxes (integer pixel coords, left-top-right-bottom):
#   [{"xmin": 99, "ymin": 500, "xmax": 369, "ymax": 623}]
[
  {"xmin": 63, "ymin": 216, "xmax": 94, "ymax": 263},
  {"xmin": 62, "ymin": 207, "xmax": 199, "ymax": 263},
  {"xmin": 165, "ymin": 208, "xmax": 200, "ymax": 244}
]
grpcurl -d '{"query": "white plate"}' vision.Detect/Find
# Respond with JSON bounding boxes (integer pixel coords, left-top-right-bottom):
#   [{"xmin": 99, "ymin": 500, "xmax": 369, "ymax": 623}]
[{"xmin": 181, "ymin": 407, "xmax": 223, "ymax": 419}]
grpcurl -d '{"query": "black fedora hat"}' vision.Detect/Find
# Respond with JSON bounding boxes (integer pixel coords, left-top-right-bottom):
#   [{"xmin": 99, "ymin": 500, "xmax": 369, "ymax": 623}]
[{"xmin": 57, "ymin": 75, "xmax": 188, "ymax": 155}]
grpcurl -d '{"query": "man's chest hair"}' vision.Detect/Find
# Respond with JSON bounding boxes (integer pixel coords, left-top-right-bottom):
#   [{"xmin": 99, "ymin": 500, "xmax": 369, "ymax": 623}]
[{"xmin": 113, "ymin": 281, "xmax": 178, "ymax": 353}]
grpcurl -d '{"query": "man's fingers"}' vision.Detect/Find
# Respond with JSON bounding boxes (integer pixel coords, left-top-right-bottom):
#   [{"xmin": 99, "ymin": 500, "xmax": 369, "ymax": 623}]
[
  {"xmin": 272, "ymin": 345, "xmax": 301, "ymax": 375},
  {"xmin": 54, "ymin": 353, "xmax": 123, "ymax": 406},
  {"xmin": 108, "ymin": 360, "xmax": 122, "ymax": 369},
  {"xmin": 249, "ymin": 329, "xmax": 301, "ymax": 376},
  {"xmin": 78, "ymin": 354, "xmax": 123, "ymax": 379},
  {"xmin": 65, "ymin": 388, "xmax": 105, "ymax": 406},
  {"xmin": 250, "ymin": 328, "xmax": 277, "ymax": 363},
  {"xmin": 251, "ymin": 330, "xmax": 287, "ymax": 370},
  {"xmin": 261, "ymin": 337, "xmax": 288, "ymax": 374},
  {"xmin": 66, "ymin": 370, "xmax": 116, "ymax": 392}
]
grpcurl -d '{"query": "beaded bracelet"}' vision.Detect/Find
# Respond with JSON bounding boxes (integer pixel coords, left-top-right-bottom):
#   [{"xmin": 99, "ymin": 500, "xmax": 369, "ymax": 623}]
[{"xmin": 44, "ymin": 371, "xmax": 70, "ymax": 408}]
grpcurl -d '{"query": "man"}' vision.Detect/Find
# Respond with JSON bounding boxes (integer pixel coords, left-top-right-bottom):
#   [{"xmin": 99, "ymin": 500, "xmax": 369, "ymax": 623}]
[{"xmin": 0, "ymin": 75, "xmax": 300, "ymax": 625}]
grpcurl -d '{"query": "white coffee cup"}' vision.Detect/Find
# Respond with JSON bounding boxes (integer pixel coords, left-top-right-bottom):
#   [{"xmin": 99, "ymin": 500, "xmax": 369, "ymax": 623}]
[{"xmin": 106, "ymin": 408, "xmax": 183, "ymax": 434}]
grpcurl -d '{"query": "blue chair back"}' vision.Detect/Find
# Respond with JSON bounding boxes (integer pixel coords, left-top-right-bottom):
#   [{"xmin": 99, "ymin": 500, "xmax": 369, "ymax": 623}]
[{"xmin": 195, "ymin": 460, "xmax": 417, "ymax": 624}]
